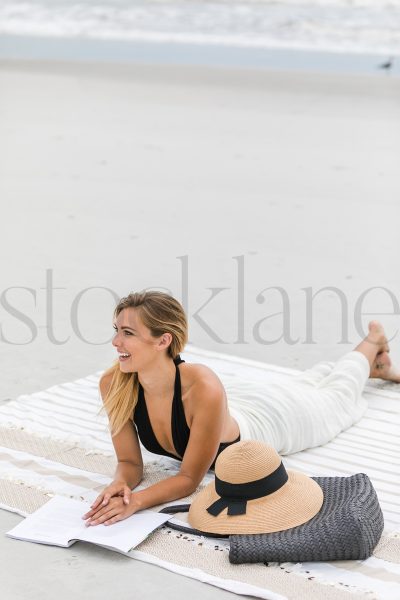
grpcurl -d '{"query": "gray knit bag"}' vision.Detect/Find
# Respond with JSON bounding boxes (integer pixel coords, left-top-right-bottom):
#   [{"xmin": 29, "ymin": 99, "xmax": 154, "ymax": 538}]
[
  {"xmin": 160, "ymin": 473, "xmax": 384, "ymax": 564},
  {"xmin": 229, "ymin": 473, "xmax": 384, "ymax": 564}
]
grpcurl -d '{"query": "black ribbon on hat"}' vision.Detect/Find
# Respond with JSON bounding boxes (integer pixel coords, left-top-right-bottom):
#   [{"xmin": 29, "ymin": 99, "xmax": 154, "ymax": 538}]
[{"xmin": 206, "ymin": 461, "xmax": 289, "ymax": 517}]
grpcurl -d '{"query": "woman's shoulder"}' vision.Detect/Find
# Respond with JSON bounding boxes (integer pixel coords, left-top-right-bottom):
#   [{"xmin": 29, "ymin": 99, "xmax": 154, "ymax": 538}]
[
  {"xmin": 180, "ymin": 361, "xmax": 224, "ymax": 396},
  {"xmin": 180, "ymin": 360, "xmax": 219, "ymax": 380}
]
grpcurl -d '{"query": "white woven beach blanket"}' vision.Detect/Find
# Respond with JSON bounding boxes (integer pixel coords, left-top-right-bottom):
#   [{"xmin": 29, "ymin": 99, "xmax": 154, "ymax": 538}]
[{"xmin": 0, "ymin": 343, "xmax": 399, "ymax": 600}]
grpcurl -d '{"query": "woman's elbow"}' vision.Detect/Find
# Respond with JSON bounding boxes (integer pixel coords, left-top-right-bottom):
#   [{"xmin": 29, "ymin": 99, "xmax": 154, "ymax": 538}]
[{"xmin": 178, "ymin": 472, "xmax": 200, "ymax": 495}]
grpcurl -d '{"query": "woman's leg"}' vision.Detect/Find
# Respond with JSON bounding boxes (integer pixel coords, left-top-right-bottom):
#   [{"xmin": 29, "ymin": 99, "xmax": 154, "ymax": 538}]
[
  {"xmin": 272, "ymin": 350, "xmax": 371, "ymax": 454},
  {"xmin": 293, "ymin": 321, "xmax": 389, "ymax": 387},
  {"xmin": 274, "ymin": 321, "xmax": 394, "ymax": 453},
  {"xmin": 229, "ymin": 321, "xmax": 397, "ymax": 455}
]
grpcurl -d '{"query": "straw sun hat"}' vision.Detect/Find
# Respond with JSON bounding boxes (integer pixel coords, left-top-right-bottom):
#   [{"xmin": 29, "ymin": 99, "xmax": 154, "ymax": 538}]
[{"xmin": 188, "ymin": 440, "xmax": 324, "ymax": 535}]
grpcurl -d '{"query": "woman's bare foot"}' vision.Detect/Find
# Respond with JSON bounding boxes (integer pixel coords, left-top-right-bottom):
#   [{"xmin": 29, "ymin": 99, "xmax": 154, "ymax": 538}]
[
  {"xmin": 365, "ymin": 321, "xmax": 390, "ymax": 355},
  {"xmin": 354, "ymin": 321, "xmax": 391, "ymax": 373},
  {"xmin": 370, "ymin": 351, "xmax": 400, "ymax": 383}
]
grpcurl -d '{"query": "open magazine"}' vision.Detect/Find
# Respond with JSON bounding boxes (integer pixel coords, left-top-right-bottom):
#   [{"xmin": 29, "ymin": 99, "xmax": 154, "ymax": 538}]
[{"xmin": 5, "ymin": 495, "xmax": 172, "ymax": 556}]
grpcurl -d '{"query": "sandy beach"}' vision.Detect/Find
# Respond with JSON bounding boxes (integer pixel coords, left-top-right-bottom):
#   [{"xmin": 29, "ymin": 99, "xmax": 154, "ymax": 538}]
[{"xmin": 1, "ymin": 58, "xmax": 400, "ymax": 598}]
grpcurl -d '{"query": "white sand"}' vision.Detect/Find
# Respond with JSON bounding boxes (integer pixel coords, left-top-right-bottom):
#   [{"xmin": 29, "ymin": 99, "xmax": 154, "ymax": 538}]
[
  {"xmin": 0, "ymin": 58, "xmax": 400, "ymax": 598},
  {"xmin": 1, "ymin": 60, "xmax": 399, "ymax": 402}
]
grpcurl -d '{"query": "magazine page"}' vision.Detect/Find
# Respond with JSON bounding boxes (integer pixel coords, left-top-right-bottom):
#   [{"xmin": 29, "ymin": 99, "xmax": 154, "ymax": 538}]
[
  {"xmin": 6, "ymin": 495, "xmax": 172, "ymax": 553},
  {"xmin": 5, "ymin": 496, "xmax": 82, "ymax": 547},
  {"xmin": 76, "ymin": 509, "xmax": 172, "ymax": 553}
]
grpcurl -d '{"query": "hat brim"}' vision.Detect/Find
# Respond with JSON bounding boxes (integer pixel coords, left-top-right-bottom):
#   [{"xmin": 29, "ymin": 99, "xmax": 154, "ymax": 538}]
[{"xmin": 188, "ymin": 469, "xmax": 324, "ymax": 535}]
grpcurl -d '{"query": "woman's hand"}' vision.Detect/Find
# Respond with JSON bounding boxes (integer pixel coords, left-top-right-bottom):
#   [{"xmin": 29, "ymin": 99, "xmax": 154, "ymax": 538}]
[
  {"xmin": 83, "ymin": 494, "xmax": 141, "ymax": 526},
  {"xmin": 81, "ymin": 480, "xmax": 132, "ymax": 522}
]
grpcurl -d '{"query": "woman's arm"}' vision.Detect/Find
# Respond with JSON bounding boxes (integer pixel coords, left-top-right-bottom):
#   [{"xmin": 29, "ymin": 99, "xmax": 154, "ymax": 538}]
[
  {"xmin": 82, "ymin": 375, "xmax": 145, "ymax": 522},
  {"xmin": 100, "ymin": 372, "xmax": 144, "ymax": 481},
  {"xmin": 129, "ymin": 378, "xmax": 226, "ymax": 510},
  {"xmin": 113, "ymin": 460, "xmax": 143, "ymax": 490},
  {"xmin": 86, "ymin": 378, "xmax": 226, "ymax": 525},
  {"xmin": 129, "ymin": 473, "xmax": 197, "ymax": 510},
  {"xmin": 108, "ymin": 416, "xmax": 144, "ymax": 490}
]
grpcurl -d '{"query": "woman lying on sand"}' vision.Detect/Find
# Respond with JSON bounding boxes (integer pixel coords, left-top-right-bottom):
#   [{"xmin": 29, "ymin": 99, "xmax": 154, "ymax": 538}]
[{"xmin": 82, "ymin": 290, "xmax": 398, "ymax": 527}]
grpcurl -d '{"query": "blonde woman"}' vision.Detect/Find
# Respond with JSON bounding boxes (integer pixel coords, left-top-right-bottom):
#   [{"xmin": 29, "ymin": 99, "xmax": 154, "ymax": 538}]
[{"xmin": 82, "ymin": 290, "xmax": 398, "ymax": 527}]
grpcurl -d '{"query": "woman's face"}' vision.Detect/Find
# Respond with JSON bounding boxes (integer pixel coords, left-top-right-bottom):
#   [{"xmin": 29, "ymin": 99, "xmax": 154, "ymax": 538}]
[{"xmin": 112, "ymin": 307, "xmax": 160, "ymax": 372}]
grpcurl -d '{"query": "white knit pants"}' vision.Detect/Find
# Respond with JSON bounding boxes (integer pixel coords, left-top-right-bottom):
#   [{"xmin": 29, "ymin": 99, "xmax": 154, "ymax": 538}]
[{"xmin": 227, "ymin": 350, "xmax": 371, "ymax": 455}]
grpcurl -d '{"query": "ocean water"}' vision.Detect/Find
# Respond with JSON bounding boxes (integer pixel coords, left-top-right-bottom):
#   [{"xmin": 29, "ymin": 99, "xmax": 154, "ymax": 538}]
[{"xmin": 0, "ymin": 0, "xmax": 400, "ymax": 56}]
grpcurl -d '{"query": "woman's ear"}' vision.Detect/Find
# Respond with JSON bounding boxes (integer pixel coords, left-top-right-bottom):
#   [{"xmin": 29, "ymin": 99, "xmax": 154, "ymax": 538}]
[{"xmin": 160, "ymin": 332, "xmax": 173, "ymax": 350}]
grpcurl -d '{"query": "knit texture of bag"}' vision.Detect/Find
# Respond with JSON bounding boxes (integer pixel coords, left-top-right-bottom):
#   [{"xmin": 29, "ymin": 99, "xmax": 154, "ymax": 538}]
[{"xmin": 229, "ymin": 473, "xmax": 384, "ymax": 564}]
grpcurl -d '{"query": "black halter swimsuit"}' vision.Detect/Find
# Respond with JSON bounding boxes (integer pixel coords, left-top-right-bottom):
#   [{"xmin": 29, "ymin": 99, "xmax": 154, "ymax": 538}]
[{"xmin": 133, "ymin": 354, "xmax": 240, "ymax": 470}]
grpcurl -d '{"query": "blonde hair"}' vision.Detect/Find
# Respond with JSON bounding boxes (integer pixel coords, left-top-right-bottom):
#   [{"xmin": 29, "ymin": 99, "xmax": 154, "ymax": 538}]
[{"xmin": 99, "ymin": 290, "xmax": 188, "ymax": 437}]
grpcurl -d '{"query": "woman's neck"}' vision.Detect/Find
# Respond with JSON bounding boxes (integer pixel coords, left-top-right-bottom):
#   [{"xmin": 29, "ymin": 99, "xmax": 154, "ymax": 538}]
[{"xmin": 138, "ymin": 356, "xmax": 176, "ymax": 399}]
